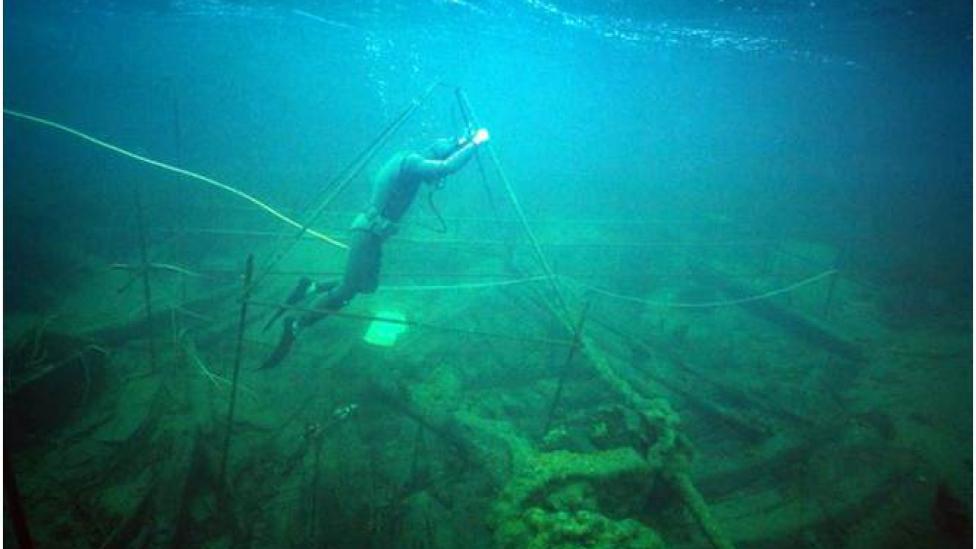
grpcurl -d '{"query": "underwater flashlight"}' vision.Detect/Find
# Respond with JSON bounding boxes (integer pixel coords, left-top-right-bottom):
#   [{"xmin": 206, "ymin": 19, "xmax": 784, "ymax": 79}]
[{"xmin": 472, "ymin": 128, "xmax": 490, "ymax": 145}]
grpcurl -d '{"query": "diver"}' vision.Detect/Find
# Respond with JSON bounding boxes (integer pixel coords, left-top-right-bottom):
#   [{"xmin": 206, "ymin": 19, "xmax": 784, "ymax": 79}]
[{"xmin": 261, "ymin": 127, "xmax": 491, "ymax": 368}]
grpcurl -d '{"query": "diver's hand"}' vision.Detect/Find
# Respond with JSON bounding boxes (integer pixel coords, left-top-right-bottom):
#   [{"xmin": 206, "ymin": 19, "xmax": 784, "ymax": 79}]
[{"xmin": 472, "ymin": 128, "xmax": 490, "ymax": 146}]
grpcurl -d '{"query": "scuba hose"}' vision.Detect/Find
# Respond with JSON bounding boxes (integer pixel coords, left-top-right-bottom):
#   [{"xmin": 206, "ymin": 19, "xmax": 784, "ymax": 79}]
[
  {"xmin": 425, "ymin": 184, "xmax": 448, "ymax": 233},
  {"xmin": 407, "ymin": 99, "xmax": 466, "ymax": 235},
  {"xmin": 414, "ymin": 91, "xmax": 493, "ymax": 236}
]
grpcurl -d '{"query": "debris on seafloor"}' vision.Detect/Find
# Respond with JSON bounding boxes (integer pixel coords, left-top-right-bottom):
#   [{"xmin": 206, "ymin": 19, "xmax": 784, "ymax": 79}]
[{"xmin": 932, "ymin": 482, "xmax": 972, "ymax": 548}]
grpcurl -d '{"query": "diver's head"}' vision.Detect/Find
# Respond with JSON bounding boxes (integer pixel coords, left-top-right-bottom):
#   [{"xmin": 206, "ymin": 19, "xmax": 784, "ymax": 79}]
[{"xmin": 424, "ymin": 137, "xmax": 464, "ymax": 160}]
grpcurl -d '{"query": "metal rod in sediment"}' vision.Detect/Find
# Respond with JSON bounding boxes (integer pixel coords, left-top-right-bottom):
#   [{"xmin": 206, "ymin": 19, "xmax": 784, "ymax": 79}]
[
  {"xmin": 455, "ymin": 89, "xmax": 574, "ymax": 329},
  {"xmin": 134, "ymin": 183, "xmax": 158, "ymax": 373},
  {"xmin": 169, "ymin": 87, "xmax": 190, "ymax": 304},
  {"xmin": 542, "ymin": 301, "xmax": 591, "ymax": 436},
  {"xmin": 219, "ymin": 254, "xmax": 255, "ymax": 490},
  {"xmin": 822, "ymin": 247, "xmax": 844, "ymax": 318}
]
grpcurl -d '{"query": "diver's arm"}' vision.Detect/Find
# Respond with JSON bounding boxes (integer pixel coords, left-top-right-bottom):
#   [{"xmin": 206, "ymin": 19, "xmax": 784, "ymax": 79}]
[
  {"xmin": 404, "ymin": 143, "xmax": 475, "ymax": 180},
  {"xmin": 405, "ymin": 129, "xmax": 490, "ymax": 181}
]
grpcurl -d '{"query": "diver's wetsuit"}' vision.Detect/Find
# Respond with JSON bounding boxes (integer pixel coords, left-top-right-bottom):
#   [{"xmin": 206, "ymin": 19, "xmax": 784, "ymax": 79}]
[
  {"xmin": 299, "ymin": 144, "xmax": 476, "ymax": 326},
  {"xmin": 261, "ymin": 138, "xmax": 478, "ymax": 368}
]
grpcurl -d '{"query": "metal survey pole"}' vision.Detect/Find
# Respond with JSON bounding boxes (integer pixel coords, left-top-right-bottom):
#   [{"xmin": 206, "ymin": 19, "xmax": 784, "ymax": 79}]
[
  {"xmin": 219, "ymin": 254, "xmax": 255, "ymax": 487},
  {"xmin": 542, "ymin": 301, "xmax": 591, "ymax": 435},
  {"xmin": 134, "ymin": 184, "xmax": 158, "ymax": 372}
]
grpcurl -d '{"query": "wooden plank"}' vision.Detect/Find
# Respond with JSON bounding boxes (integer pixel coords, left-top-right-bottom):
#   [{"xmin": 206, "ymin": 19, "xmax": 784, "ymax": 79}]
[{"xmin": 691, "ymin": 263, "xmax": 865, "ymax": 362}]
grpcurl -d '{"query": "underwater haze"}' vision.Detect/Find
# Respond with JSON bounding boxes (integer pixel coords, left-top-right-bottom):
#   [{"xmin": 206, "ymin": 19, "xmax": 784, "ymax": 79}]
[{"xmin": 3, "ymin": 0, "xmax": 973, "ymax": 547}]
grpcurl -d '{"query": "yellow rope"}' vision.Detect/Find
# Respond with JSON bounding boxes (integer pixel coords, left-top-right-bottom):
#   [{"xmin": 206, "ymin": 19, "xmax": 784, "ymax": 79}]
[{"xmin": 4, "ymin": 108, "xmax": 348, "ymax": 250}]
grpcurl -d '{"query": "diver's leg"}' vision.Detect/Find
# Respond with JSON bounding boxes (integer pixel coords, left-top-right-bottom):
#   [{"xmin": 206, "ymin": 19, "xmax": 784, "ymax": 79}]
[
  {"xmin": 261, "ymin": 231, "xmax": 381, "ymax": 368},
  {"xmin": 297, "ymin": 231, "xmax": 380, "ymax": 327},
  {"xmin": 296, "ymin": 283, "xmax": 358, "ymax": 328},
  {"xmin": 261, "ymin": 282, "xmax": 357, "ymax": 369}
]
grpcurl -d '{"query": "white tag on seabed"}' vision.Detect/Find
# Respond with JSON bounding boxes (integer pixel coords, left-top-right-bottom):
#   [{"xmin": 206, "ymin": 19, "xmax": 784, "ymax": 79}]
[{"xmin": 362, "ymin": 310, "xmax": 407, "ymax": 347}]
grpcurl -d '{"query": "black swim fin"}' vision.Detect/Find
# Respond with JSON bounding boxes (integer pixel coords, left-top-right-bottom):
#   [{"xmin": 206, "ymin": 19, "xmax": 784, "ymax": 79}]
[
  {"xmin": 262, "ymin": 278, "xmax": 339, "ymax": 332},
  {"xmin": 263, "ymin": 277, "xmax": 321, "ymax": 332},
  {"xmin": 260, "ymin": 318, "xmax": 298, "ymax": 369}
]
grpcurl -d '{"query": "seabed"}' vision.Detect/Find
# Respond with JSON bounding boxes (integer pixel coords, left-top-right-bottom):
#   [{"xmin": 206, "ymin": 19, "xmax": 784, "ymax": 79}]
[{"xmin": 5, "ymin": 199, "xmax": 970, "ymax": 548}]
